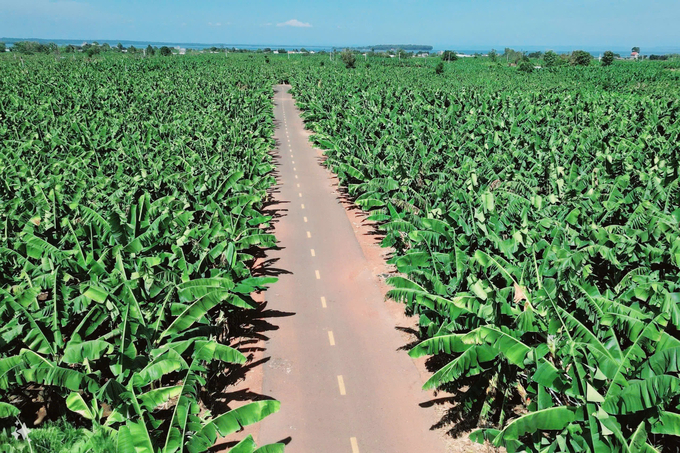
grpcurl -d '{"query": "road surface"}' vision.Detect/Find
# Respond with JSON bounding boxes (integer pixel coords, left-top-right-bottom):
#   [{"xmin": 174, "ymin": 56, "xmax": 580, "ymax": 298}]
[{"xmin": 258, "ymin": 85, "xmax": 445, "ymax": 453}]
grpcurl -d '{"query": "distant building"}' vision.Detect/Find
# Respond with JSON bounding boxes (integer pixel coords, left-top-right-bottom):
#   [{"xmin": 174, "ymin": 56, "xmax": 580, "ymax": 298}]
[{"xmin": 631, "ymin": 51, "xmax": 639, "ymax": 59}]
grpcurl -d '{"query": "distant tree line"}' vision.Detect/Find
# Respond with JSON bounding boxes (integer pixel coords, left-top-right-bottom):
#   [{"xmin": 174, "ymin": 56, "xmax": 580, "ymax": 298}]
[
  {"xmin": 356, "ymin": 44, "xmax": 432, "ymax": 51},
  {"xmin": 3, "ymin": 41, "xmax": 179, "ymax": 57},
  {"xmin": 3, "ymin": 41, "xmax": 676, "ymax": 64}
]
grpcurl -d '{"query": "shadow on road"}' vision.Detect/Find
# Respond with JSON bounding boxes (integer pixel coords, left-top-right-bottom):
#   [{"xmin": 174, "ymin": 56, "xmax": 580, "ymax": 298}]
[{"xmin": 210, "ymin": 99, "xmax": 297, "ymax": 450}]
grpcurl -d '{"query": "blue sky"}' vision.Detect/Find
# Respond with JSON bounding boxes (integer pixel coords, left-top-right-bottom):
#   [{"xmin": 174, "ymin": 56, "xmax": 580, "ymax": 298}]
[{"xmin": 1, "ymin": 0, "xmax": 679, "ymax": 49}]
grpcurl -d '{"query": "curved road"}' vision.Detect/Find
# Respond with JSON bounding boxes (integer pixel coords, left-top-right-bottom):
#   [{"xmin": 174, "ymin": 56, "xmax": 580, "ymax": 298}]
[{"xmin": 258, "ymin": 85, "xmax": 445, "ymax": 453}]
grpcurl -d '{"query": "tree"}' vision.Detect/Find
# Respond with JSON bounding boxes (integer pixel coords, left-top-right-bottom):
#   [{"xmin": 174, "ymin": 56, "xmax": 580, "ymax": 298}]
[
  {"xmin": 518, "ymin": 62, "xmax": 534, "ymax": 72},
  {"xmin": 503, "ymin": 47, "xmax": 523, "ymax": 63},
  {"xmin": 435, "ymin": 61, "xmax": 444, "ymax": 75},
  {"xmin": 13, "ymin": 41, "xmax": 34, "ymax": 54},
  {"xmin": 570, "ymin": 50, "xmax": 592, "ymax": 66},
  {"xmin": 146, "ymin": 45, "xmax": 155, "ymax": 56},
  {"xmin": 13, "ymin": 41, "xmax": 59, "ymax": 54},
  {"xmin": 632, "ymin": 46, "xmax": 640, "ymax": 53},
  {"xmin": 543, "ymin": 50, "xmax": 559, "ymax": 67},
  {"xmin": 0, "ymin": 43, "xmax": 5, "ymax": 54},
  {"xmin": 601, "ymin": 50, "xmax": 615, "ymax": 66},
  {"xmin": 441, "ymin": 50, "xmax": 457, "ymax": 62},
  {"xmin": 488, "ymin": 48, "xmax": 497, "ymax": 62},
  {"xmin": 528, "ymin": 51, "xmax": 542, "ymax": 59},
  {"xmin": 86, "ymin": 46, "xmax": 101, "ymax": 57},
  {"xmin": 128, "ymin": 45, "xmax": 137, "ymax": 54},
  {"xmin": 397, "ymin": 48, "xmax": 410, "ymax": 59},
  {"xmin": 263, "ymin": 48, "xmax": 271, "ymax": 53},
  {"xmin": 340, "ymin": 49, "xmax": 356, "ymax": 69},
  {"xmin": 278, "ymin": 48, "xmax": 287, "ymax": 54},
  {"xmin": 117, "ymin": 43, "xmax": 124, "ymax": 52},
  {"xmin": 517, "ymin": 57, "xmax": 534, "ymax": 73},
  {"xmin": 159, "ymin": 46, "xmax": 172, "ymax": 56}
]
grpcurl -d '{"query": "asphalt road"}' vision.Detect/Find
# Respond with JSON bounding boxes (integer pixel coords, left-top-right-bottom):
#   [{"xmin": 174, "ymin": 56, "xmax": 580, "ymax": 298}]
[{"xmin": 258, "ymin": 85, "xmax": 445, "ymax": 453}]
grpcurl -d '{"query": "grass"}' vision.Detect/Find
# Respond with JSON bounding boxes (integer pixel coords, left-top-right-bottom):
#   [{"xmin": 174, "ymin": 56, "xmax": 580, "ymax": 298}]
[{"xmin": 0, "ymin": 418, "xmax": 116, "ymax": 453}]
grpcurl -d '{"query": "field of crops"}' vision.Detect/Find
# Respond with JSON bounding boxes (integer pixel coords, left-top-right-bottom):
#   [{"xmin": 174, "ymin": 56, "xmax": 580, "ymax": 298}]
[
  {"xmin": 0, "ymin": 55, "xmax": 283, "ymax": 452},
  {"xmin": 2, "ymin": 51, "xmax": 680, "ymax": 453},
  {"xmin": 289, "ymin": 59, "xmax": 680, "ymax": 452}
]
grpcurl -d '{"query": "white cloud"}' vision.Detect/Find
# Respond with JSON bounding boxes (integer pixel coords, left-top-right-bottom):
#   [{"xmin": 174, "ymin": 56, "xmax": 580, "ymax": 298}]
[
  {"xmin": 277, "ymin": 19, "xmax": 312, "ymax": 28},
  {"xmin": 261, "ymin": 22, "xmax": 273, "ymax": 27},
  {"xmin": 207, "ymin": 22, "xmax": 222, "ymax": 27}
]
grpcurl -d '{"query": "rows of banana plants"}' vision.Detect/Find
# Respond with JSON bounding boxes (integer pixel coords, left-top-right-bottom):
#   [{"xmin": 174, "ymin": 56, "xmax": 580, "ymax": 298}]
[
  {"xmin": 0, "ymin": 55, "xmax": 283, "ymax": 452},
  {"xmin": 288, "ymin": 60, "xmax": 680, "ymax": 451}
]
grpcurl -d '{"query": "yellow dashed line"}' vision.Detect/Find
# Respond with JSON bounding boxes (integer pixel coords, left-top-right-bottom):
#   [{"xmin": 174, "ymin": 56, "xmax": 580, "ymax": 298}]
[
  {"xmin": 337, "ymin": 375, "xmax": 346, "ymax": 395},
  {"xmin": 299, "ymin": 192, "xmax": 302, "ymax": 197},
  {"xmin": 307, "ymin": 231, "xmax": 311, "ymax": 238},
  {"xmin": 297, "ymin": 183, "xmax": 300, "ymax": 188},
  {"xmin": 304, "ymin": 216, "xmax": 308, "ymax": 222},
  {"xmin": 292, "ymin": 161, "xmax": 295, "ymax": 164},
  {"xmin": 328, "ymin": 331, "xmax": 336, "ymax": 346},
  {"xmin": 311, "ymin": 249, "xmax": 315, "ymax": 257},
  {"xmin": 321, "ymin": 296, "xmax": 327, "ymax": 308},
  {"xmin": 293, "ymin": 167, "xmax": 296, "ymax": 171},
  {"xmin": 315, "ymin": 270, "xmax": 321, "ymax": 279},
  {"xmin": 301, "ymin": 203, "xmax": 304, "ymax": 209},
  {"xmin": 295, "ymin": 175, "xmax": 298, "ymax": 179},
  {"xmin": 350, "ymin": 437, "xmax": 360, "ymax": 453}
]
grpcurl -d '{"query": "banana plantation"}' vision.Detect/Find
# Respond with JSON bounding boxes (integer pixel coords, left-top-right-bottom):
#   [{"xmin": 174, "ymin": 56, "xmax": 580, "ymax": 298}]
[
  {"xmin": 0, "ymin": 56, "xmax": 282, "ymax": 452},
  {"xmin": 1, "ymin": 51, "xmax": 680, "ymax": 452},
  {"xmin": 289, "ymin": 59, "xmax": 680, "ymax": 452}
]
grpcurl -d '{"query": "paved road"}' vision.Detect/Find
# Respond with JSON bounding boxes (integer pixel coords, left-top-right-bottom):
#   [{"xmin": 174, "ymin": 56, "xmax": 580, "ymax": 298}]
[{"xmin": 258, "ymin": 85, "xmax": 445, "ymax": 453}]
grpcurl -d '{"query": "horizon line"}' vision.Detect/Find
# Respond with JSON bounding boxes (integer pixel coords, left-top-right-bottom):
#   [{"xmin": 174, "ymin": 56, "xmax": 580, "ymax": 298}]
[{"xmin": 2, "ymin": 36, "xmax": 677, "ymax": 52}]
